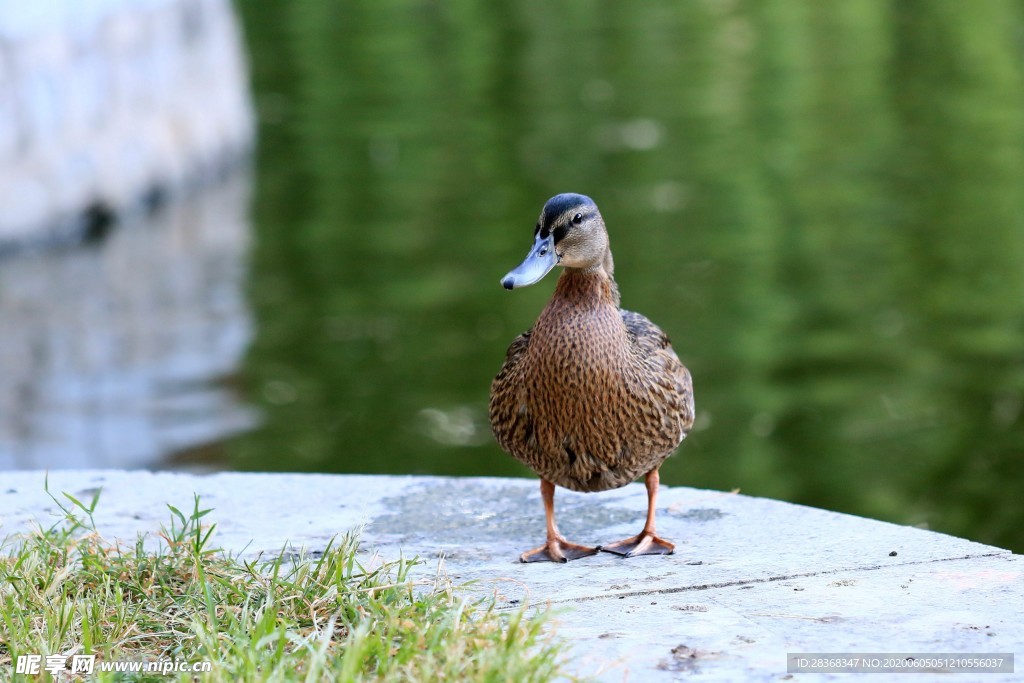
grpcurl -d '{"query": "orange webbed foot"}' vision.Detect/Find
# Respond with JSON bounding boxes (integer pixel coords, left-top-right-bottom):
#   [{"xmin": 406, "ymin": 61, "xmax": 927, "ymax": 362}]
[
  {"xmin": 600, "ymin": 532, "xmax": 674, "ymax": 558},
  {"xmin": 520, "ymin": 537, "xmax": 599, "ymax": 563}
]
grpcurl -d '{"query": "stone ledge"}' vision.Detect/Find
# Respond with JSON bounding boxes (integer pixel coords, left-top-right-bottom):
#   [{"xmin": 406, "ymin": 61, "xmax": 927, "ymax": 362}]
[{"xmin": 2, "ymin": 470, "xmax": 1021, "ymax": 681}]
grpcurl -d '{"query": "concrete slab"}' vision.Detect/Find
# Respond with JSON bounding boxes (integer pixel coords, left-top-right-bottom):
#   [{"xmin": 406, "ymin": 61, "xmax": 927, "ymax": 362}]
[{"xmin": 1, "ymin": 470, "xmax": 1020, "ymax": 681}]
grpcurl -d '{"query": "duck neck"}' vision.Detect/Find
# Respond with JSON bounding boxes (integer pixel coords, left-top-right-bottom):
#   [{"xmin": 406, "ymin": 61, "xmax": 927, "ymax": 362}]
[{"xmin": 551, "ymin": 260, "xmax": 620, "ymax": 309}]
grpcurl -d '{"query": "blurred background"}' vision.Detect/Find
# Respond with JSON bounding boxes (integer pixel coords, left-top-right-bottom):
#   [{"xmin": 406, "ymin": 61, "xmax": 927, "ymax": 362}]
[{"xmin": 1, "ymin": 1, "xmax": 1022, "ymax": 553}]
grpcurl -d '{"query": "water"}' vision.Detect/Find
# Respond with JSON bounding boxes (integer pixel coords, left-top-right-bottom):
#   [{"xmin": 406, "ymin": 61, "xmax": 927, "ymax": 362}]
[
  {"xmin": 3, "ymin": 1, "xmax": 1024, "ymax": 553},
  {"xmin": 0, "ymin": 177, "xmax": 256, "ymax": 470}
]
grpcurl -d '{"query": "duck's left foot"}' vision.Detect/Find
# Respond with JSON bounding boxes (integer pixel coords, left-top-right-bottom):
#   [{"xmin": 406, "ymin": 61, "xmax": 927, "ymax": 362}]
[{"xmin": 601, "ymin": 532, "xmax": 674, "ymax": 558}]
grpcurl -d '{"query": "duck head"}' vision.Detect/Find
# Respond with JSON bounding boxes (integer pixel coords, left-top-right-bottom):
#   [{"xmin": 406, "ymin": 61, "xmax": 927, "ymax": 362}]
[{"xmin": 501, "ymin": 193, "xmax": 613, "ymax": 290}]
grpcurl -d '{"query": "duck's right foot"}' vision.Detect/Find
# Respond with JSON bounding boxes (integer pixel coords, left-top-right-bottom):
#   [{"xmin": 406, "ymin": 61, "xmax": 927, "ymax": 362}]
[{"xmin": 519, "ymin": 537, "xmax": 599, "ymax": 563}]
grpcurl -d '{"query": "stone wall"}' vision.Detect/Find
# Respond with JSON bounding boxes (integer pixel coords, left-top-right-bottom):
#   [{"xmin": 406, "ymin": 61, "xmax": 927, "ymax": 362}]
[{"xmin": 0, "ymin": 0, "xmax": 253, "ymax": 244}]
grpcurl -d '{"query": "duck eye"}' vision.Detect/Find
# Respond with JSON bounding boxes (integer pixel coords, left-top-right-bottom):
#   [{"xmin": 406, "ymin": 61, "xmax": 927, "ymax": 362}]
[{"xmin": 572, "ymin": 213, "xmax": 583, "ymax": 225}]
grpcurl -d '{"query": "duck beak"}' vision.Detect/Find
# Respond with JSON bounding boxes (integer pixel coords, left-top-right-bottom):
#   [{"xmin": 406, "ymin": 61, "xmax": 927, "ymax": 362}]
[{"xmin": 501, "ymin": 234, "xmax": 558, "ymax": 289}]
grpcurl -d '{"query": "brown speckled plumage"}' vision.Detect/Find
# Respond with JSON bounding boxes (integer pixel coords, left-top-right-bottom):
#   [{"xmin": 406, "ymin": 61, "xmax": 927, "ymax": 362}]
[
  {"xmin": 490, "ymin": 268, "xmax": 693, "ymax": 492},
  {"xmin": 489, "ymin": 193, "xmax": 694, "ymax": 562}
]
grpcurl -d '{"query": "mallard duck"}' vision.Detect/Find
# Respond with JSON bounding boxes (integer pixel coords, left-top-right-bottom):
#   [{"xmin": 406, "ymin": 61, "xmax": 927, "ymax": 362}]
[{"xmin": 489, "ymin": 193, "xmax": 695, "ymax": 563}]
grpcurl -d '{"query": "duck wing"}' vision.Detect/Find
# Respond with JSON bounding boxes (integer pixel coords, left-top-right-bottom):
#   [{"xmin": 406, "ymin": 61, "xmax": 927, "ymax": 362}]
[
  {"xmin": 489, "ymin": 329, "xmax": 532, "ymax": 455},
  {"xmin": 620, "ymin": 309, "xmax": 695, "ymax": 443}
]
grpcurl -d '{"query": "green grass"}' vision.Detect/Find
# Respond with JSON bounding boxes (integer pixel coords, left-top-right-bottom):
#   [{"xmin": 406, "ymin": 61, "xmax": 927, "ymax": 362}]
[{"xmin": 0, "ymin": 484, "xmax": 573, "ymax": 682}]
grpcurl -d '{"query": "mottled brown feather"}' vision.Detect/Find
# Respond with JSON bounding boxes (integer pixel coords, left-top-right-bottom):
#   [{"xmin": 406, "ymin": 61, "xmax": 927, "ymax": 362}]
[{"xmin": 489, "ymin": 266, "xmax": 694, "ymax": 493}]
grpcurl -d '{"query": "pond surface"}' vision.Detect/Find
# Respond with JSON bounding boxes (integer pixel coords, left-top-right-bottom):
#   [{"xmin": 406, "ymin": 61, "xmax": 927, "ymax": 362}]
[
  {"xmin": 230, "ymin": 1, "xmax": 1024, "ymax": 553},
  {"xmin": 3, "ymin": 2, "xmax": 1023, "ymax": 554},
  {"xmin": 0, "ymin": 177, "xmax": 256, "ymax": 470}
]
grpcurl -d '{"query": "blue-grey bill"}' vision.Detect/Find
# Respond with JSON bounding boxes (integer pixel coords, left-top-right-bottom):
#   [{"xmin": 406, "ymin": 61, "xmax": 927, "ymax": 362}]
[{"xmin": 501, "ymin": 235, "xmax": 558, "ymax": 289}]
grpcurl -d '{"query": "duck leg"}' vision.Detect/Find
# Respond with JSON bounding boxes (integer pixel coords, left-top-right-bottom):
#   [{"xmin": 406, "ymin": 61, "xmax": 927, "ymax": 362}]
[
  {"xmin": 520, "ymin": 479, "xmax": 600, "ymax": 563},
  {"xmin": 601, "ymin": 469, "xmax": 675, "ymax": 557}
]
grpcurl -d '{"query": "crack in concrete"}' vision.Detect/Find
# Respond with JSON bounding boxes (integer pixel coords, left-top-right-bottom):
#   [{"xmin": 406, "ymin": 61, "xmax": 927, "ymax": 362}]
[{"xmin": 497, "ymin": 551, "xmax": 1010, "ymax": 609}]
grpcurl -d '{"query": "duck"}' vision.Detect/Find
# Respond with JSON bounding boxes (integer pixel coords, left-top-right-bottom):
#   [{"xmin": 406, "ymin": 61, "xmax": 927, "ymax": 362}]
[{"xmin": 489, "ymin": 193, "xmax": 695, "ymax": 563}]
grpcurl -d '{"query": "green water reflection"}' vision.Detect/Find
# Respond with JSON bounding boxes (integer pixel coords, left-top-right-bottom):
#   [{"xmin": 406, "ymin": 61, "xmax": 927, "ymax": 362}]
[{"xmin": 231, "ymin": 1, "xmax": 1024, "ymax": 552}]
